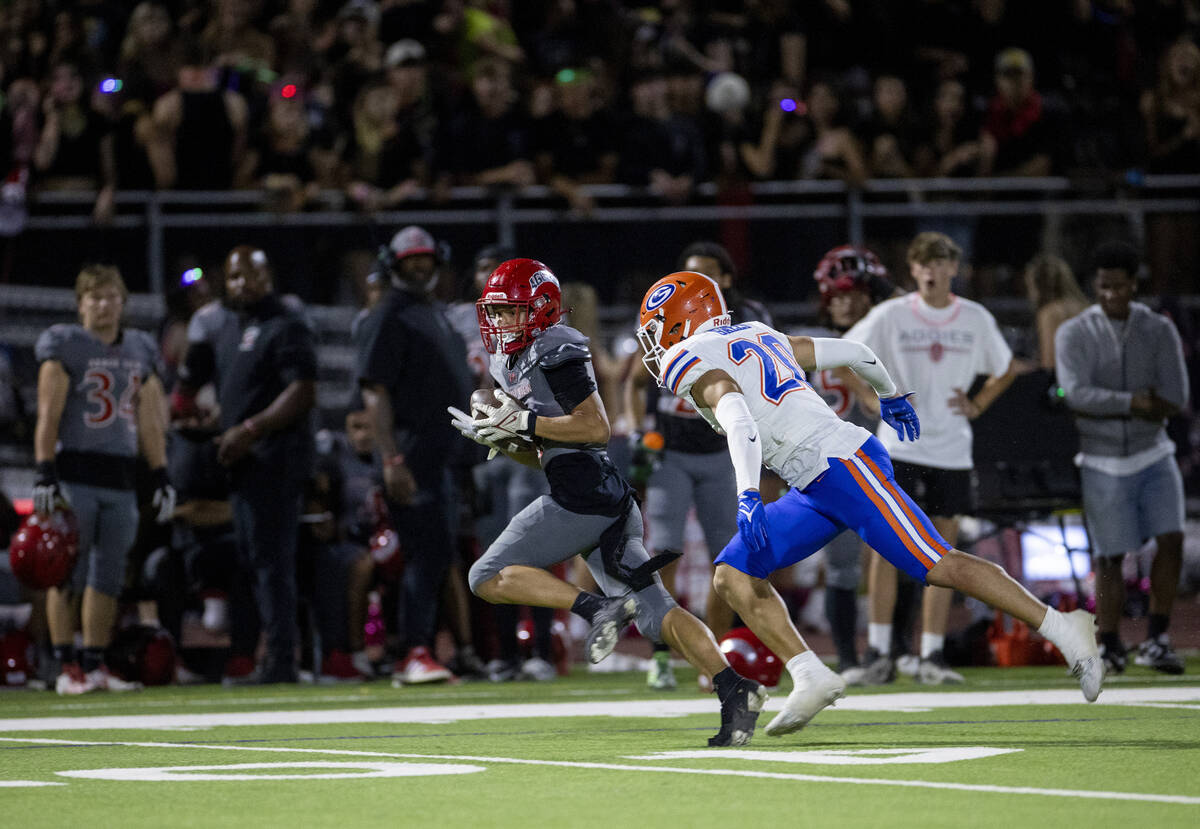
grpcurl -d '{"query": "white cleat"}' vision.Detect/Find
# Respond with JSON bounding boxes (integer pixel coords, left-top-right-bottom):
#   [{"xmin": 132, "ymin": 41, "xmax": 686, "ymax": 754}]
[
  {"xmin": 764, "ymin": 671, "xmax": 846, "ymax": 736},
  {"xmin": 585, "ymin": 597, "xmax": 638, "ymax": 664},
  {"xmin": 1061, "ymin": 609, "xmax": 1103, "ymax": 702},
  {"xmin": 88, "ymin": 666, "xmax": 143, "ymax": 692}
]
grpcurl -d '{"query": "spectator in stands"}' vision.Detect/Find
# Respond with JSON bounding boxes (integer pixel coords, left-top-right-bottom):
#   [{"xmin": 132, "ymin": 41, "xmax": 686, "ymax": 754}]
[
  {"xmin": 148, "ymin": 41, "xmax": 248, "ymax": 190},
  {"xmin": 1139, "ymin": 38, "xmax": 1200, "ymax": 293},
  {"xmin": 244, "ymin": 80, "xmax": 322, "ymax": 212},
  {"xmin": 793, "ymin": 78, "xmax": 867, "ymax": 185},
  {"xmin": 33, "ymin": 61, "xmax": 115, "ymax": 224},
  {"xmin": 616, "ymin": 68, "xmax": 706, "ymax": 203},
  {"xmin": 1055, "ymin": 241, "xmax": 1189, "ymax": 676},
  {"xmin": 914, "ymin": 78, "xmax": 982, "ymax": 178},
  {"xmin": 865, "ymin": 74, "xmax": 919, "ymax": 179},
  {"xmin": 325, "ymin": 0, "xmax": 384, "ymax": 129},
  {"xmin": 535, "ymin": 67, "xmax": 617, "ymax": 216},
  {"xmin": 1023, "ymin": 253, "xmax": 1087, "ymax": 371},
  {"xmin": 846, "ymin": 232, "xmax": 1017, "ymax": 686},
  {"xmin": 445, "ymin": 0, "xmax": 526, "ymax": 73},
  {"xmin": 435, "ymin": 56, "xmax": 535, "ymax": 191},
  {"xmin": 116, "ymin": 2, "xmax": 180, "ymax": 107},
  {"xmin": 979, "ymin": 48, "xmax": 1055, "ymax": 177},
  {"xmin": 354, "ymin": 225, "xmax": 472, "ymax": 686},
  {"xmin": 177, "ymin": 246, "xmax": 317, "ymax": 684},
  {"xmin": 200, "ymin": 0, "xmax": 276, "ymax": 78},
  {"xmin": 268, "ymin": 0, "xmax": 324, "ymax": 77}
]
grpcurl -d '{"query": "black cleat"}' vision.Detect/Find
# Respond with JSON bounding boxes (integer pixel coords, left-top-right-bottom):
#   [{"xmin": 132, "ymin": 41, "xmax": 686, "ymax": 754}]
[
  {"xmin": 584, "ymin": 596, "xmax": 638, "ymax": 664},
  {"xmin": 708, "ymin": 678, "xmax": 768, "ymax": 747}
]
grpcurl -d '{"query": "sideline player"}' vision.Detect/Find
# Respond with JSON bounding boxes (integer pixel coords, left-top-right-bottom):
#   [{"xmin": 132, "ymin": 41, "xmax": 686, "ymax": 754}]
[
  {"xmin": 451, "ymin": 258, "xmax": 767, "ymax": 746},
  {"xmin": 636, "ymin": 270, "xmax": 1103, "ymax": 736},
  {"xmin": 34, "ymin": 265, "xmax": 175, "ymax": 694}
]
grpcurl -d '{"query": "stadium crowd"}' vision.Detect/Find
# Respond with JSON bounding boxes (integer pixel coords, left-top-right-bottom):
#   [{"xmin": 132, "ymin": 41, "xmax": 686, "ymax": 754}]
[{"xmin": 0, "ymin": 2, "xmax": 1196, "ymax": 695}]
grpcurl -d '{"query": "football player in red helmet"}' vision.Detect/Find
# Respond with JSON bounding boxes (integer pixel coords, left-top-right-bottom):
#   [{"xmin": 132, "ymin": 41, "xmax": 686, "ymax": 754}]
[
  {"xmin": 813, "ymin": 245, "xmax": 895, "ymax": 332},
  {"xmin": 454, "ymin": 258, "xmax": 768, "ymax": 747},
  {"xmin": 636, "ymin": 268, "xmax": 1103, "ymax": 735}
]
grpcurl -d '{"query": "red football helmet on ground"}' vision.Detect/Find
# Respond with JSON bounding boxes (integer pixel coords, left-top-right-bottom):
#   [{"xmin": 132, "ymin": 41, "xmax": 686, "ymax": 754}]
[
  {"xmin": 477, "ymin": 258, "xmax": 563, "ymax": 355},
  {"xmin": 636, "ymin": 271, "xmax": 731, "ymax": 380},
  {"xmin": 719, "ymin": 626, "xmax": 783, "ymax": 689},
  {"xmin": 370, "ymin": 527, "xmax": 404, "ymax": 581},
  {"xmin": 106, "ymin": 624, "xmax": 178, "ymax": 686},
  {"xmin": 9, "ymin": 507, "xmax": 79, "ymax": 590},
  {"xmin": 1, "ymin": 628, "xmax": 33, "ymax": 687},
  {"xmin": 813, "ymin": 245, "xmax": 890, "ymax": 304}
]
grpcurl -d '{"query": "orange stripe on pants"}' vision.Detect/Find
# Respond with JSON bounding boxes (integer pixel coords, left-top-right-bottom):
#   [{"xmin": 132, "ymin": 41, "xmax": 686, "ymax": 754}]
[
  {"xmin": 855, "ymin": 450, "xmax": 948, "ymax": 557},
  {"xmin": 838, "ymin": 458, "xmax": 935, "ymax": 570}
]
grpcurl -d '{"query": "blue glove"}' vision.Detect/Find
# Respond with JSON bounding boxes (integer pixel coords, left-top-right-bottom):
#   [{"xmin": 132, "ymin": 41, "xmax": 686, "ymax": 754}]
[
  {"xmin": 880, "ymin": 392, "xmax": 920, "ymax": 441},
  {"xmin": 736, "ymin": 489, "xmax": 771, "ymax": 556}
]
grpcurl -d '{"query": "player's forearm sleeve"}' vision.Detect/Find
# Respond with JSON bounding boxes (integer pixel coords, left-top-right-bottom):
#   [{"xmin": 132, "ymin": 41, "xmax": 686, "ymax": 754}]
[
  {"xmin": 713, "ymin": 392, "xmax": 761, "ymax": 493},
  {"xmin": 811, "ymin": 337, "xmax": 898, "ymax": 398}
]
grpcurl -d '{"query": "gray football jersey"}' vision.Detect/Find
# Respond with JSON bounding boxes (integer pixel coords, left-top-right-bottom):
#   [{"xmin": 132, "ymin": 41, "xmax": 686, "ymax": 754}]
[
  {"xmin": 35, "ymin": 324, "xmax": 162, "ymax": 457},
  {"xmin": 488, "ymin": 324, "xmax": 598, "ymax": 455}
]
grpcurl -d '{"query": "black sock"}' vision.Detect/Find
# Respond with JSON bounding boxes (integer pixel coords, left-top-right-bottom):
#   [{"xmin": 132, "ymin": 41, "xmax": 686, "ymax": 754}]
[
  {"xmin": 54, "ymin": 645, "xmax": 77, "ymax": 666},
  {"xmin": 652, "ymin": 641, "xmax": 670, "ymax": 654},
  {"xmin": 825, "ymin": 586, "xmax": 859, "ymax": 669},
  {"xmin": 1100, "ymin": 631, "xmax": 1123, "ymax": 652},
  {"xmin": 712, "ymin": 666, "xmax": 741, "ymax": 700},
  {"xmin": 1147, "ymin": 613, "xmax": 1169, "ymax": 640},
  {"xmin": 80, "ymin": 647, "xmax": 104, "ymax": 673},
  {"xmin": 571, "ymin": 592, "xmax": 606, "ymax": 624}
]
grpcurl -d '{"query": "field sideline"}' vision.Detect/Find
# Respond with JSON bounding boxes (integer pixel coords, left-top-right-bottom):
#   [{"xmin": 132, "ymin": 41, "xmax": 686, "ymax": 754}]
[{"xmin": 2, "ymin": 662, "xmax": 1198, "ymax": 828}]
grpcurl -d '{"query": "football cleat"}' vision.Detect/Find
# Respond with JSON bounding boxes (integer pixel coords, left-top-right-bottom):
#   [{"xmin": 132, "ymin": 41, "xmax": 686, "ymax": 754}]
[
  {"xmin": 896, "ymin": 653, "xmax": 920, "ymax": 678},
  {"xmin": 708, "ymin": 677, "xmax": 768, "ymax": 747},
  {"xmin": 88, "ymin": 665, "xmax": 142, "ymax": 693},
  {"xmin": 486, "ymin": 658, "xmax": 519, "ymax": 683},
  {"xmin": 916, "ymin": 651, "xmax": 965, "ymax": 685},
  {"xmin": 764, "ymin": 669, "xmax": 846, "ymax": 737},
  {"xmin": 1099, "ymin": 642, "xmax": 1126, "ymax": 676},
  {"xmin": 839, "ymin": 664, "xmax": 867, "ymax": 686},
  {"xmin": 394, "ymin": 646, "xmax": 452, "ymax": 686},
  {"xmin": 519, "ymin": 656, "xmax": 557, "ymax": 682},
  {"xmin": 1059, "ymin": 609, "xmax": 1103, "ymax": 702},
  {"xmin": 647, "ymin": 650, "xmax": 677, "ymax": 691},
  {"xmin": 55, "ymin": 663, "xmax": 93, "ymax": 695},
  {"xmin": 319, "ymin": 649, "xmax": 369, "ymax": 684},
  {"xmin": 584, "ymin": 596, "xmax": 638, "ymax": 664},
  {"xmin": 859, "ymin": 647, "xmax": 896, "ymax": 685},
  {"xmin": 1134, "ymin": 635, "xmax": 1184, "ymax": 675}
]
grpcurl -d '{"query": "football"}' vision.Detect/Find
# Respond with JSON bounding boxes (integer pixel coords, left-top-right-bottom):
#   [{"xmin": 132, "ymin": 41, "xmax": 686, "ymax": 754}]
[{"xmin": 470, "ymin": 387, "xmax": 496, "ymax": 419}]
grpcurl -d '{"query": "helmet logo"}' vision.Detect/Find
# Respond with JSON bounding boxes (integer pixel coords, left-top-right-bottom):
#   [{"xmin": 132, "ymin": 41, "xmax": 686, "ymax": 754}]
[
  {"xmin": 644, "ymin": 282, "xmax": 676, "ymax": 311},
  {"xmin": 528, "ymin": 270, "xmax": 558, "ymax": 290}
]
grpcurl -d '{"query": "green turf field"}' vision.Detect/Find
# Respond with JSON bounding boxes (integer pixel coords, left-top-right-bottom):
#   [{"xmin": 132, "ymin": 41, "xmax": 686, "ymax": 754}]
[{"xmin": 2, "ymin": 662, "xmax": 1198, "ymax": 828}]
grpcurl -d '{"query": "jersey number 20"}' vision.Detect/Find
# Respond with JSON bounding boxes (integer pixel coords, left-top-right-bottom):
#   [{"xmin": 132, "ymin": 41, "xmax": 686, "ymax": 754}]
[{"xmin": 728, "ymin": 333, "xmax": 808, "ymax": 404}]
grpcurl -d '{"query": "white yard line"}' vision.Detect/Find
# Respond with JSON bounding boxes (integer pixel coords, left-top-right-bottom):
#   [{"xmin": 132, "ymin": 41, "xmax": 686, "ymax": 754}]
[
  {"xmin": 2, "ymin": 736, "xmax": 1197, "ymax": 806},
  {"xmin": 1, "ymin": 686, "xmax": 1199, "ymax": 733}
]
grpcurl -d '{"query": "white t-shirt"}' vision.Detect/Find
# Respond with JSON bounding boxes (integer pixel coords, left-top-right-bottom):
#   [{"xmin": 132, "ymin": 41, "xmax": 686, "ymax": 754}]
[
  {"xmin": 844, "ymin": 293, "xmax": 1012, "ymax": 470},
  {"xmin": 661, "ymin": 321, "xmax": 871, "ymax": 490}
]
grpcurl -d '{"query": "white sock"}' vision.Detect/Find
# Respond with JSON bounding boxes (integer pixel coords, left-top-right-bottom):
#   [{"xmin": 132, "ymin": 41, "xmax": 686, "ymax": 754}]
[
  {"xmin": 1037, "ymin": 607, "xmax": 1072, "ymax": 656},
  {"xmin": 868, "ymin": 623, "xmax": 891, "ymax": 655},
  {"xmin": 920, "ymin": 633, "xmax": 945, "ymax": 659},
  {"xmin": 785, "ymin": 650, "xmax": 826, "ymax": 685}
]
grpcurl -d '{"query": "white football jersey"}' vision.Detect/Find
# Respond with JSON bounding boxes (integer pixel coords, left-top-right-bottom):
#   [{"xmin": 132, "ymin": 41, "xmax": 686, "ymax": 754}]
[
  {"xmin": 660, "ymin": 320, "xmax": 871, "ymax": 490},
  {"xmin": 844, "ymin": 293, "xmax": 1012, "ymax": 469}
]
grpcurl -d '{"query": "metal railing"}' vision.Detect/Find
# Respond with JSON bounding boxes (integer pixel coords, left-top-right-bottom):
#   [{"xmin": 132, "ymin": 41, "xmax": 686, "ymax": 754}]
[{"xmin": 23, "ymin": 175, "xmax": 1200, "ymax": 296}]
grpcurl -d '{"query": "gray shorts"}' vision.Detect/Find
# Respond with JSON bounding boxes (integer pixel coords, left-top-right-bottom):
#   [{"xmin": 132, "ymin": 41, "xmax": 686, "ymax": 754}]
[
  {"xmin": 646, "ymin": 449, "xmax": 737, "ymax": 557},
  {"xmin": 468, "ymin": 495, "xmax": 678, "ymax": 642},
  {"xmin": 59, "ymin": 481, "xmax": 139, "ymax": 596},
  {"xmin": 1080, "ymin": 456, "xmax": 1185, "ymax": 557},
  {"xmin": 821, "ymin": 529, "xmax": 863, "ymax": 591}
]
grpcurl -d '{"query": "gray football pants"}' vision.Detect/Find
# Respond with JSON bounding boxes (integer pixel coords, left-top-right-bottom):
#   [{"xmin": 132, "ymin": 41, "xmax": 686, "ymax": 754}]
[
  {"xmin": 468, "ymin": 495, "xmax": 678, "ymax": 643},
  {"xmin": 646, "ymin": 449, "xmax": 737, "ymax": 557},
  {"xmin": 822, "ymin": 529, "xmax": 863, "ymax": 591},
  {"xmin": 59, "ymin": 481, "xmax": 139, "ymax": 597}
]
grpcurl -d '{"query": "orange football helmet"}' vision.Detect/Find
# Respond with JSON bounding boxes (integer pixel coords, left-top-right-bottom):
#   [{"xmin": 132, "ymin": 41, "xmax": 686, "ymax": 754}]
[{"xmin": 637, "ymin": 271, "xmax": 730, "ymax": 381}]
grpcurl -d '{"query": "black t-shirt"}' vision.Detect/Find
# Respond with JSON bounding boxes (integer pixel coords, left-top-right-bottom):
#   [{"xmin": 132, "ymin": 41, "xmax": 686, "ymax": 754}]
[
  {"xmin": 355, "ymin": 284, "xmax": 472, "ymax": 471},
  {"xmin": 535, "ymin": 109, "xmax": 616, "ymax": 178},
  {"xmin": 437, "ymin": 102, "xmax": 531, "ymax": 180}
]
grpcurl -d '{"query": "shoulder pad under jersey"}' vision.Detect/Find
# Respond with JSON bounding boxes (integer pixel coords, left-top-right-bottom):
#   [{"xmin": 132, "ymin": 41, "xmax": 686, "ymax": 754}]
[
  {"xmin": 529, "ymin": 324, "xmax": 591, "ymax": 369},
  {"xmin": 34, "ymin": 323, "xmax": 82, "ymax": 364}
]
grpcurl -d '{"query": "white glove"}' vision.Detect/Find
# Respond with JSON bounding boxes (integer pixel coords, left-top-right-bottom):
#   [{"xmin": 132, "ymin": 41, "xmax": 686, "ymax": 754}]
[
  {"xmin": 475, "ymin": 390, "xmax": 536, "ymax": 444},
  {"xmin": 150, "ymin": 468, "xmax": 177, "ymax": 524},
  {"xmin": 448, "ymin": 406, "xmax": 512, "ymax": 460}
]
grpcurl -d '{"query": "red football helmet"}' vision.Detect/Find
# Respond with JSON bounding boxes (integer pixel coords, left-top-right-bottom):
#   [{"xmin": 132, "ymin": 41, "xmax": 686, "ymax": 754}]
[
  {"xmin": 477, "ymin": 258, "xmax": 563, "ymax": 355},
  {"xmin": 719, "ymin": 626, "xmax": 783, "ymax": 688},
  {"xmin": 106, "ymin": 624, "xmax": 177, "ymax": 686},
  {"xmin": 814, "ymin": 245, "xmax": 889, "ymax": 304},
  {"xmin": 9, "ymin": 507, "xmax": 79, "ymax": 590},
  {"xmin": 637, "ymin": 271, "xmax": 730, "ymax": 381},
  {"xmin": 1, "ymin": 629, "xmax": 33, "ymax": 687},
  {"xmin": 370, "ymin": 526, "xmax": 404, "ymax": 581}
]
